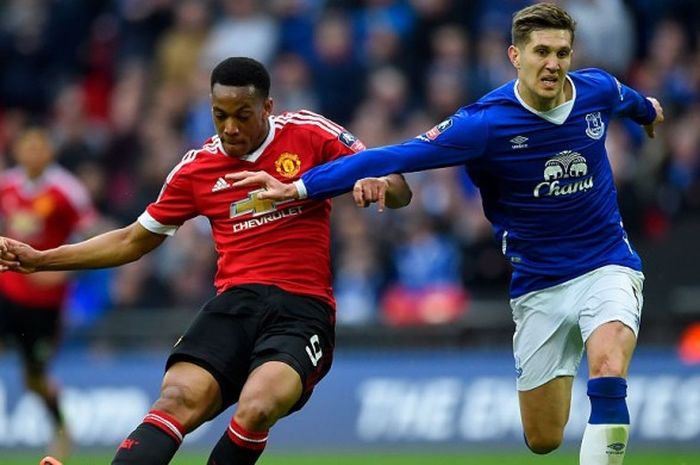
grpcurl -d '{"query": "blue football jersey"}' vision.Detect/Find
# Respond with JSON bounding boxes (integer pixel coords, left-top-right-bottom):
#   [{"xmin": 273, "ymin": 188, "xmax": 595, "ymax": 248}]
[{"xmin": 300, "ymin": 68, "xmax": 657, "ymax": 297}]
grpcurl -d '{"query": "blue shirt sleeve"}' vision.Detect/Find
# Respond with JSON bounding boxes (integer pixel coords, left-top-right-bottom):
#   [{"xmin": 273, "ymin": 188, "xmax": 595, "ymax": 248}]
[
  {"xmin": 302, "ymin": 108, "xmax": 489, "ymax": 199},
  {"xmin": 599, "ymin": 69, "xmax": 657, "ymax": 125}
]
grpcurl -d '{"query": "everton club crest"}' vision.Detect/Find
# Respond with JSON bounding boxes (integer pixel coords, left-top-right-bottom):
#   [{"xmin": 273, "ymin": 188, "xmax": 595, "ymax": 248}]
[{"xmin": 584, "ymin": 112, "xmax": 605, "ymax": 140}]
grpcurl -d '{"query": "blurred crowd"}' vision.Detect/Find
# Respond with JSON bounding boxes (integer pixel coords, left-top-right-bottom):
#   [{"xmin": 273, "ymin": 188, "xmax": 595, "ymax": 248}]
[{"xmin": 0, "ymin": 0, "xmax": 699, "ymax": 328}]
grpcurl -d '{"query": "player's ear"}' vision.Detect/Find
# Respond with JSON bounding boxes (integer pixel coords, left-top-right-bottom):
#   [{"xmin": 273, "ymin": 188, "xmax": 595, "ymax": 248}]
[
  {"xmin": 263, "ymin": 97, "xmax": 273, "ymax": 117},
  {"xmin": 508, "ymin": 45, "xmax": 520, "ymax": 69}
]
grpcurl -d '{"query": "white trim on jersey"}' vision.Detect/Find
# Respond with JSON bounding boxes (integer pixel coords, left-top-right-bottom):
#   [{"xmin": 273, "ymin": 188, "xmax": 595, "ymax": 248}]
[
  {"xmin": 157, "ymin": 150, "xmax": 198, "ymax": 203},
  {"xmin": 514, "ymin": 75, "xmax": 577, "ymax": 125},
  {"xmin": 137, "ymin": 211, "xmax": 178, "ymax": 236},
  {"xmin": 298, "ymin": 109, "xmax": 345, "ymax": 132},
  {"xmin": 274, "ymin": 112, "xmax": 343, "ymax": 137}
]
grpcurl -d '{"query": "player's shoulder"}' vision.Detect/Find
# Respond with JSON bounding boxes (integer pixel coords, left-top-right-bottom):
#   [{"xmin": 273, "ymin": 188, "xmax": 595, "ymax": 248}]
[
  {"xmin": 453, "ymin": 82, "xmax": 517, "ymax": 124},
  {"xmin": 177, "ymin": 136, "xmax": 224, "ymax": 167},
  {"xmin": 0, "ymin": 166, "xmax": 23, "ymax": 186},
  {"xmin": 476, "ymin": 80, "xmax": 518, "ymax": 107},
  {"xmin": 273, "ymin": 109, "xmax": 346, "ymax": 139},
  {"xmin": 569, "ymin": 67, "xmax": 615, "ymax": 87},
  {"xmin": 193, "ymin": 136, "xmax": 224, "ymax": 158},
  {"xmin": 45, "ymin": 165, "xmax": 92, "ymax": 208}
]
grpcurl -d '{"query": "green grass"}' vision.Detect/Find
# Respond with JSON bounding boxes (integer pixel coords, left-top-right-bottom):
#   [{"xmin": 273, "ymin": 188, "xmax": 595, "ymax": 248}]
[{"xmin": 3, "ymin": 451, "xmax": 699, "ymax": 465}]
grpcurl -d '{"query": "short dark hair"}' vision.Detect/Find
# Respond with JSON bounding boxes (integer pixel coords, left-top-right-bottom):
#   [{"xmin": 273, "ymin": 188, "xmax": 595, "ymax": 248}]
[
  {"xmin": 511, "ymin": 3, "xmax": 576, "ymax": 47},
  {"xmin": 210, "ymin": 57, "xmax": 271, "ymax": 98}
]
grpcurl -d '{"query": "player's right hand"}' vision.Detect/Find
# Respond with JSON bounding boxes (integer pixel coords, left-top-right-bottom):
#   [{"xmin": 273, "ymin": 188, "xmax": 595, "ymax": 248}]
[
  {"xmin": 353, "ymin": 177, "xmax": 389, "ymax": 211},
  {"xmin": 0, "ymin": 237, "xmax": 40, "ymax": 273},
  {"xmin": 226, "ymin": 170, "xmax": 300, "ymax": 201}
]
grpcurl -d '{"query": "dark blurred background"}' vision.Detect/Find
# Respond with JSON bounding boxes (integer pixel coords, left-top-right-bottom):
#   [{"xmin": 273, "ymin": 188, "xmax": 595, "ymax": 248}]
[{"xmin": 1, "ymin": 0, "xmax": 699, "ymax": 356}]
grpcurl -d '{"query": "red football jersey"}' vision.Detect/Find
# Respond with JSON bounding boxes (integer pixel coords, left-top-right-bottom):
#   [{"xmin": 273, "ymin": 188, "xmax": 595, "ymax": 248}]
[
  {"xmin": 0, "ymin": 165, "xmax": 96, "ymax": 308},
  {"xmin": 139, "ymin": 110, "xmax": 366, "ymax": 309}
]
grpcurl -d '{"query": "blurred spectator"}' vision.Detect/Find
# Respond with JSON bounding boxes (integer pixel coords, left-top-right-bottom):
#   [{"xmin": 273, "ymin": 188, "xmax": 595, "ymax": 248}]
[
  {"xmin": 0, "ymin": 0, "xmax": 699, "ymax": 334},
  {"xmin": 200, "ymin": 0, "xmax": 279, "ymax": 69},
  {"xmin": 563, "ymin": 0, "xmax": 635, "ymax": 75},
  {"xmin": 310, "ymin": 11, "xmax": 366, "ymax": 123},
  {"xmin": 381, "ymin": 215, "xmax": 468, "ymax": 326},
  {"xmin": 270, "ymin": 52, "xmax": 319, "ymax": 114},
  {"xmin": 0, "ymin": 126, "xmax": 99, "ymax": 459},
  {"xmin": 155, "ymin": 0, "xmax": 210, "ymax": 86}
]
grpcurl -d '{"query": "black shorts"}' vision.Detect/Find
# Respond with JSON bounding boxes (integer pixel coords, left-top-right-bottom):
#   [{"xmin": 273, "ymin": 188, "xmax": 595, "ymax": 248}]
[
  {"xmin": 167, "ymin": 284, "xmax": 335, "ymax": 414},
  {"xmin": 0, "ymin": 294, "xmax": 61, "ymax": 373}
]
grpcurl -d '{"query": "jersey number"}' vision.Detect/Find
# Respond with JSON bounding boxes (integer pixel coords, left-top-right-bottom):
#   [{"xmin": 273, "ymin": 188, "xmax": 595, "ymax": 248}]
[{"xmin": 305, "ymin": 334, "xmax": 322, "ymax": 367}]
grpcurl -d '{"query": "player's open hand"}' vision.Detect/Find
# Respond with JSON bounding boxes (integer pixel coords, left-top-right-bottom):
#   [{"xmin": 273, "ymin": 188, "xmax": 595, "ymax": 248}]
[
  {"xmin": 644, "ymin": 97, "xmax": 664, "ymax": 138},
  {"xmin": 353, "ymin": 177, "xmax": 390, "ymax": 212},
  {"xmin": 226, "ymin": 171, "xmax": 300, "ymax": 201},
  {"xmin": 0, "ymin": 237, "xmax": 40, "ymax": 273}
]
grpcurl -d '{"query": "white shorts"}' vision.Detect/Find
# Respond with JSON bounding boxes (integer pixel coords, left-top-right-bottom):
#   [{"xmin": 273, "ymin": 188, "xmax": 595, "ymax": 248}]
[{"xmin": 510, "ymin": 265, "xmax": 644, "ymax": 391}]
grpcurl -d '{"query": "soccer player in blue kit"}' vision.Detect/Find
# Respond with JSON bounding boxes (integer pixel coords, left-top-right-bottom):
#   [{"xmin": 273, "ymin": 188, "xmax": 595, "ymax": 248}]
[{"xmin": 228, "ymin": 3, "xmax": 664, "ymax": 464}]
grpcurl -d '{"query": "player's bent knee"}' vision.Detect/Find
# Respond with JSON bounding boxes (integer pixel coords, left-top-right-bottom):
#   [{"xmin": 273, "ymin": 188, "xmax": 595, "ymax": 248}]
[
  {"xmin": 152, "ymin": 384, "xmax": 213, "ymax": 431},
  {"xmin": 524, "ymin": 430, "xmax": 563, "ymax": 454},
  {"xmin": 234, "ymin": 399, "xmax": 279, "ymax": 431}
]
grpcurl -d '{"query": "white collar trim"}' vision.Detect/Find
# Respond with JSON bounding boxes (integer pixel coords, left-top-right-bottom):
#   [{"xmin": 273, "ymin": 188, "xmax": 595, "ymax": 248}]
[{"xmin": 514, "ymin": 75, "xmax": 576, "ymax": 125}]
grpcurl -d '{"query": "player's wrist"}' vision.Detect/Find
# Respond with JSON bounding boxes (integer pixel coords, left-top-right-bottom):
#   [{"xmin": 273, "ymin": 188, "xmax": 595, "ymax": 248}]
[{"xmin": 292, "ymin": 180, "xmax": 307, "ymax": 199}]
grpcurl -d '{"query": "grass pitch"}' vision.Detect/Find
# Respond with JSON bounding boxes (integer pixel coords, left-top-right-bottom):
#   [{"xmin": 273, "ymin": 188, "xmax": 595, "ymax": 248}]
[{"xmin": 2, "ymin": 450, "xmax": 698, "ymax": 465}]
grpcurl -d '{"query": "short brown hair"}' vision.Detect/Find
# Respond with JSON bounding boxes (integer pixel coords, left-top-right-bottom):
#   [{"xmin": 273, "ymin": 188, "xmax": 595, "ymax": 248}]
[{"xmin": 511, "ymin": 2, "xmax": 576, "ymax": 47}]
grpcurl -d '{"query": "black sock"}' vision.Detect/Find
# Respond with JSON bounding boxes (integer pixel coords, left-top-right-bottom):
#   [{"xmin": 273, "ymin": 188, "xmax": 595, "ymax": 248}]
[
  {"xmin": 44, "ymin": 390, "xmax": 64, "ymax": 428},
  {"xmin": 112, "ymin": 410, "xmax": 185, "ymax": 465},
  {"xmin": 207, "ymin": 418, "xmax": 267, "ymax": 465}
]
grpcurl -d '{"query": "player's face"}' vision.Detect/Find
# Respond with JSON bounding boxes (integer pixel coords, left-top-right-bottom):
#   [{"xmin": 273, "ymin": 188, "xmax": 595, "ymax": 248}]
[
  {"xmin": 508, "ymin": 29, "xmax": 573, "ymax": 111},
  {"xmin": 211, "ymin": 83, "xmax": 273, "ymax": 158},
  {"xmin": 13, "ymin": 129, "xmax": 55, "ymax": 179}
]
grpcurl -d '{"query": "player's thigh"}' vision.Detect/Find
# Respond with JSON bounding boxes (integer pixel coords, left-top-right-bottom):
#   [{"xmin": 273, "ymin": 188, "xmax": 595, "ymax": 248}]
[
  {"xmin": 235, "ymin": 360, "xmax": 303, "ymax": 428},
  {"xmin": 251, "ymin": 285, "xmax": 335, "ymax": 415},
  {"xmin": 10, "ymin": 301, "xmax": 61, "ymax": 377},
  {"xmin": 165, "ymin": 286, "xmax": 268, "ymax": 413},
  {"xmin": 579, "ymin": 265, "xmax": 643, "ymax": 378},
  {"xmin": 511, "ymin": 284, "xmax": 584, "ymax": 392},
  {"xmin": 586, "ymin": 322, "xmax": 637, "ymax": 378},
  {"xmin": 159, "ymin": 361, "xmax": 223, "ymax": 430},
  {"xmin": 519, "ymin": 375, "xmax": 574, "ymax": 440}
]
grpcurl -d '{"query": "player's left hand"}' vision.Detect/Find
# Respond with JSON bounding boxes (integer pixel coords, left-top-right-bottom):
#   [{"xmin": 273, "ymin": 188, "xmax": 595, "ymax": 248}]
[
  {"xmin": 226, "ymin": 171, "xmax": 300, "ymax": 201},
  {"xmin": 353, "ymin": 177, "xmax": 390, "ymax": 212},
  {"xmin": 644, "ymin": 97, "xmax": 664, "ymax": 138},
  {"xmin": 0, "ymin": 237, "xmax": 34, "ymax": 272}
]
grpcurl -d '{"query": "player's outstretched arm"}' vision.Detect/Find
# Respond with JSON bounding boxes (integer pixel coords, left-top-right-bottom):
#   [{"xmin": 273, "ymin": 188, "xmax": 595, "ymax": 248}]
[
  {"xmin": 226, "ymin": 171, "xmax": 300, "ymax": 201},
  {"xmin": 643, "ymin": 97, "xmax": 664, "ymax": 138},
  {"xmin": 353, "ymin": 174, "xmax": 412, "ymax": 211},
  {"xmin": 0, "ymin": 221, "xmax": 166, "ymax": 274}
]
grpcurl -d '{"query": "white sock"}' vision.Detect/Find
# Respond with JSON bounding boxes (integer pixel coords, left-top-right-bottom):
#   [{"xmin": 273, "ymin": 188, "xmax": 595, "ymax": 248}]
[{"xmin": 580, "ymin": 423, "xmax": 629, "ymax": 465}]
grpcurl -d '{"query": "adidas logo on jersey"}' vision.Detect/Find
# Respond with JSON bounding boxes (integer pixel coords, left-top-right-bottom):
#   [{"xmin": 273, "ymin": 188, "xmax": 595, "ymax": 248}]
[{"xmin": 212, "ymin": 177, "xmax": 231, "ymax": 192}]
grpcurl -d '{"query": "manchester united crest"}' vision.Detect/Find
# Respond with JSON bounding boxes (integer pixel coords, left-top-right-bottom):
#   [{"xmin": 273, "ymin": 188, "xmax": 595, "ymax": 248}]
[{"xmin": 275, "ymin": 152, "xmax": 301, "ymax": 178}]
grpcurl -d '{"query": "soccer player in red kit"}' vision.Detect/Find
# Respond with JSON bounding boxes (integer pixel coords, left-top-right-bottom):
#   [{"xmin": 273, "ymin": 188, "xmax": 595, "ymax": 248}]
[
  {"xmin": 0, "ymin": 57, "xmax": 412, "ymax": 465},
  {"xmin": 0, "ymin": 127, "xmax": 97, "ymax": 460}
]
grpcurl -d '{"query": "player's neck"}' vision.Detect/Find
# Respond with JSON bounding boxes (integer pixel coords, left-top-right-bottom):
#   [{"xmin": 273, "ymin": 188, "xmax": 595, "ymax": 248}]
[
  {"xmin": 248, "ymin": 119, "xmax": 270, "ymax": 155},
  {"xmin": 520, "ymin": 77, "xmax": 572, "ymax": 112}
]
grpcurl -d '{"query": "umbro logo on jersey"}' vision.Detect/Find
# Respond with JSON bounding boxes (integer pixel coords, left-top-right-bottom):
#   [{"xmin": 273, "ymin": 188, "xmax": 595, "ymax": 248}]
[
  {"xmin": 212, "ymin": 177, "xmax": 231, "ymax": 192},
  {"xmin": 510, "ymin": 135, "xmax": 529, "ymax": 149}
]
